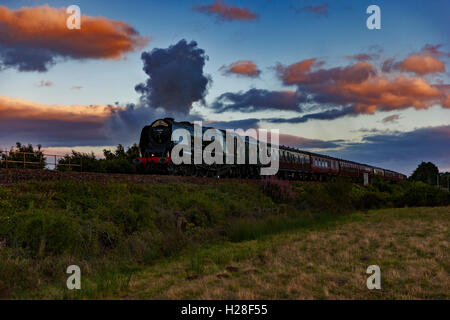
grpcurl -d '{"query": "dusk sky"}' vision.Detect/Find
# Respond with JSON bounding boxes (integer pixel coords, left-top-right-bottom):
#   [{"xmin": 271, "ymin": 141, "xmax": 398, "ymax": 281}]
[{"xmin": 0, "ymin": 0, "xmax": 449, "ymax": 174}]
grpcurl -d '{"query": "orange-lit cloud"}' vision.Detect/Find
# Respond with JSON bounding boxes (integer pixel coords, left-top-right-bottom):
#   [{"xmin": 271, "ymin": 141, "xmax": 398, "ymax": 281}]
[
  {"xmin": 275, "ymin": 58, "xmax": 449, "ymax": 119},
  {"xmin": 395, "ymin": 55, "xmax": 445, "ymax": 75},
  {"xmin": 382, "ymin": 44, "xmax": 448, "ymax": 75},
  {"xmin": 277, "ymin": 58, "xmax": 320, "ymax": 84},
  {"xmin": 194, "ymin": 1, "xmax": 258, "ymax": 22},
  {"xmin": 220, "ymin": 60, "xmax": 261, "ymax": 77},
  {"xmin": 0, "ymin": 95, "xmax": 122, "ymax": 146},
  {"xmin": 0, "ymin": 5, "xmax": 150, "ymax": 71},
  {"xmin": 0, "ymin": 95, "xmax": 120, "ymax": 121}
]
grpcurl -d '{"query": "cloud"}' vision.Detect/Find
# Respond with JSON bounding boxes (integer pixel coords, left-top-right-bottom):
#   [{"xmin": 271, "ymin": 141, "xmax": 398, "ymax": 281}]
[
  {"xmin": 211, "ymin": 89, "xmax": 305, "ymax": 113},
  {"xmin": 220, "ymin": 60, "xmax": 261, "ymax": 77},
  {"xmin": 37, "ymin": 80, "xmax": 53, "ymax": 87},
  {"xmin": 383, "ymin": 44, "xmax": 448, "ymax": 75},
  {"xmin": 394, "ymin": 55, "xmax": 445, "ymax": 75},
  {"xmin": 0, "ymin": 94, "xmax": 184, "ymax": 148},
  {"xmin": 205, "ymin": 118, "xmax": 261, "ymax": 131},
  {"xmin": 382, "ymin": 114, "xmax": 400, "ymax": 123},
  {"xmin": 193, "ymin": 1, "xmax": 258, "ymax": 22},
  {"xmin": 135, "ymin": 39, "xmax": 210, "ymax": 115},
  {"xmin": 290, "ymin": 3, "xmax": 329, "ymax": 17},
  {"xmin": 266, "ymin": 106, "xmax": 357, "ymax": 123},
  {"xmin": 0, "ymin": 95, "xmax": 119, "ymax": 147},
  {"xmin": 0, "ymin": 5, "xmax": 150, "ymax": 72},
  {"xmin": 277, "ymin": 133, "xmax": 340, "ymax": 149},
  {"xmin": 277, "ymin": 59, "xmax": 377, "ymax": 86},
  {"xmin": 201, "ymin": 120, "xmax": 339, "ymax": 149},
  {"xmin": 331, "ymin": 125, "xmax": 450, "ymax": 174},
  {"xmin": 275, "ymin": 57, "xmax": 449, "ymax": 120},
  {"xmin": 346, "ymin": 53, "xmax": 379, "ymax": 62},
  {"xmin": 208, "ymin": 49, "xmax": 448, "ymax": 124}
]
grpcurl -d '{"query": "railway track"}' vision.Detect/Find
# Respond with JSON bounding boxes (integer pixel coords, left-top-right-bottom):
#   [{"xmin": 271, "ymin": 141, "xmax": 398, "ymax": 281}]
[{"xmin": 0, "ymin": 168, "xmax": 256, "ymax": 185}]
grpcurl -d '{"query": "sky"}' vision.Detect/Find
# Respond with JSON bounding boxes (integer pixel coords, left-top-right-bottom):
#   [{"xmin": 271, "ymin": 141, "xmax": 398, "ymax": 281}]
[{"xmin": 0, "ymin": 0, "xmax": 449, "ymax": 175}]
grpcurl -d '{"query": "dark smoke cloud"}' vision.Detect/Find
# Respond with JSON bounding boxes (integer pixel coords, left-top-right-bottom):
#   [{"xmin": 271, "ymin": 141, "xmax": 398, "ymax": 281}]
[
  {"xmin": 104, "ymin": 39, "xmax": 209, "ymax": 145},
  {"xmin": 211, "ymin": 89, "xmax": 305, "ymax": 113},
  {"xmin": 135, "ymin": 39, "xmax": 210, "ymax": 115}
]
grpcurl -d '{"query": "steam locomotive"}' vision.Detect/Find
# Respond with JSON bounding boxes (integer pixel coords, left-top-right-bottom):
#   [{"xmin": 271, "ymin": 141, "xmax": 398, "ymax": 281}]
[{"xmin": 135, "ymin": 118, "xmax": 407, "ymax": 183}]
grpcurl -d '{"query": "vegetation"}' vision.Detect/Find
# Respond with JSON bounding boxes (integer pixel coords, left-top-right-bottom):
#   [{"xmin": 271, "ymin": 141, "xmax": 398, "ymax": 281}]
[
  {"xmin": 409, "ymin": 162, "xmax": 439, "ymax": 186},
  {"xmin": 0, "ymin": 176, "xmax": 448, "ymax": 299},
  {"xmin": 57, "ymin": 144, "xmax": 140, "ymax": 173},
  {"xmin": 122, "ymin": 207, "xmax": 449, "ymax": 300},
  {"xmin": 0, "ymin": 143, "xmax": 46, "ymax": 169},
  {"xmin": 439, "ymin": 172, "xmax": 450, "ymax": 191}
]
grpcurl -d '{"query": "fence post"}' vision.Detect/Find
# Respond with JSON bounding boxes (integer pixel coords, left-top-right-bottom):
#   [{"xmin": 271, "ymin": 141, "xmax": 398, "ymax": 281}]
[
  {"xmin": 40, "ymin": 154, "xmax": 43, "ymax": 169},
  {"xmin": 80, "ymin": 158, "xmax": 83, "ymax": 172},
  {"xmin": 23, "ymin": 152, "xmax": 26, "ymax": 168},
  {"xmin": 5, "ymin": 151, "xmax": 8, "ymax": 169},
  {"xmin": 55, "ymin": 155, "xmax": 57, "ymax": 170}
]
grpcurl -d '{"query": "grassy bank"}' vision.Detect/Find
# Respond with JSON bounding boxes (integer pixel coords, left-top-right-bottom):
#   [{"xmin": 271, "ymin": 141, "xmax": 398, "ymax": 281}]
[
  {"xmin": 0, "ymin": 177, "xmax": 448, "ymax": 299},
  {"xmin": 121, "ymin": 207, "xmax": 450, "ymax": 299}
]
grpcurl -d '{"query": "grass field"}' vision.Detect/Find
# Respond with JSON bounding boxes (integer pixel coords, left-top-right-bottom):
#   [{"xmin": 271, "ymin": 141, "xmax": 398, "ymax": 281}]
[
  {"xmin": 0, "ymin": 173, "xmax": 448, "ymax": 299},
  {"xmin": 118, "ymin": 207, "xmax": 449, "ymax": 300}
]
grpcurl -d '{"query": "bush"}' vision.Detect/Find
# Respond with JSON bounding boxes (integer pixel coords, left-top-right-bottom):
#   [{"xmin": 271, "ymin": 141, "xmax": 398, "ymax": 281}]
[
  {"xmin": 401, "ymin": 181, "xmax": 450, "ymax": 207},
  {"xmin": 293, "ymin": 178, "xmax": 354, "ymax": 214},
  {"xmin": 260, "ymin": 177, "xmax": 295, "ymax": 203},
  {"xmin": 57, "ymin": 144, "xmax": 140, "ymax": 174}
]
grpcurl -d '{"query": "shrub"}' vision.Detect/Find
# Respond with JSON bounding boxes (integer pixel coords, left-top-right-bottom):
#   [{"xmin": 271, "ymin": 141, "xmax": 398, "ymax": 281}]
[{"xmin": 260, "ymin": 177, "xmax": 295, "ymax": 203}]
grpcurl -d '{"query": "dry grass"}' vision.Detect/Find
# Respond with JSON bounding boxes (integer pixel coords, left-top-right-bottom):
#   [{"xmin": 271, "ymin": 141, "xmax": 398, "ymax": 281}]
[{"xmin": 118, "ymin": 207, "xmax": 449, "ymax": 300}]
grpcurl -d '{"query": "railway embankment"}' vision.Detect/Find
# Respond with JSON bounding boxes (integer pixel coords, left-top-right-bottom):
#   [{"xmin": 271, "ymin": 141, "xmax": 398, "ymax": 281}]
[{"xmin": 0, "ymin": 175, "xmax": 448, "ymax": 298}]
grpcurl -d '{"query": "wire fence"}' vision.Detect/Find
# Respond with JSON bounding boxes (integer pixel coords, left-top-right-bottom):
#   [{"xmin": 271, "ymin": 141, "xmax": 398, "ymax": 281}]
[{"xmin": 0, "ymin": 150, "xmax": 82, "ymax": 171}]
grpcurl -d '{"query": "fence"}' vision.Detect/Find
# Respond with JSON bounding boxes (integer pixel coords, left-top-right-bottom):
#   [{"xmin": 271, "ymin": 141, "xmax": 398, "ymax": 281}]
[{"xmin": 0, "ymin": 150, "xmax": 82, "ymax": 171}]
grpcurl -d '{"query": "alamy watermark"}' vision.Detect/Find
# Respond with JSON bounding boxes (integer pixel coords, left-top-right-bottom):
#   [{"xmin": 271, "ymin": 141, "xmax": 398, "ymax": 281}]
[
  {"xmin": 66, "ymin": 265, "xmax": 81, "ymax": 290},
  {"xmin": 366, "ymin": 5, "xmax": 381, "ymax": 30},
  {"xmin": 366, "ymin": 265, "xmax": 381, "ymax": 290},
  {"xmin": 169, "ymin": 122, "xmax": 280, "ymax": 175},
  {"xmin": 66, "ymin": 5, "xmax": 81, "ymax": 30}
]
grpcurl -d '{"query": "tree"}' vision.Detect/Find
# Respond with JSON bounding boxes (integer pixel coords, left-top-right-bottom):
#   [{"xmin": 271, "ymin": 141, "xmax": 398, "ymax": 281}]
[
  {"xmin": 409, "ymin": 162, "xmax": 439, "ymax": 186},
  {"xmin": 1, "ymin": 142, "xmax": 46, "ymax": 169},
  {"xmin": 58, "ymin": 144, "xmax": 141, "ymax": 173},
  {"xmin": 440, "ymin": 172, "xmax": 450, "ymax": 190},
  {"xmin": 103, "ymin": 144, "xmax": 140, "ymax": 162}
]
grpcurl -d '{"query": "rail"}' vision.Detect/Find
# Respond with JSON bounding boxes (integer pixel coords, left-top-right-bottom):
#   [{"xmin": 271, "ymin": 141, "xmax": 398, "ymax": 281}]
[{"xmin": 0, "ymin": 150, "xmax": 82, "ymax": 171}]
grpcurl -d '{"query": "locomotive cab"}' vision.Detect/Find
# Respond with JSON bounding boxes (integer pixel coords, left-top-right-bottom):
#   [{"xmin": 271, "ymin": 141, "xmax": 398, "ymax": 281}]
[{"xmin": 135, "ymin": 118, "xmax": 174, "ymax": 171}]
